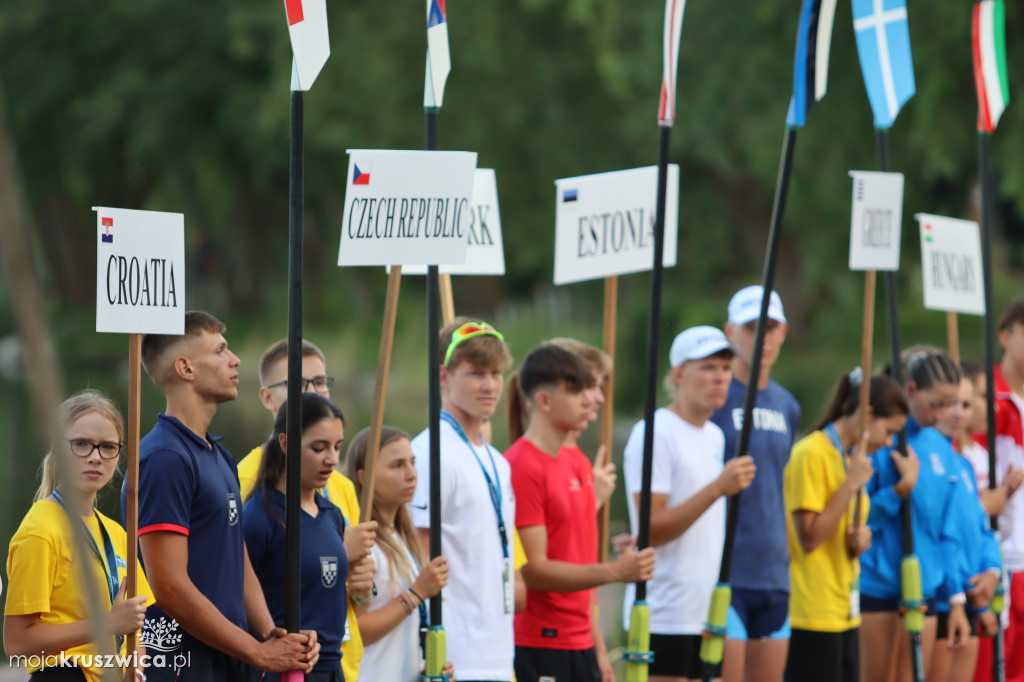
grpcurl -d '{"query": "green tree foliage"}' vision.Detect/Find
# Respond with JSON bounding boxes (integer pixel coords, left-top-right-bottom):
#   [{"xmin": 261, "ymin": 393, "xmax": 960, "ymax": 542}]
[{"xmin": 1, "ymin": 0, "xmax": 1023, "ymax": 504}]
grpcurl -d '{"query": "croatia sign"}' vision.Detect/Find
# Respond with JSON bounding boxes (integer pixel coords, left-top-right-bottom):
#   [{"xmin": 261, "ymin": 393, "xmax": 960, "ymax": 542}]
[
  {"xmin": 338, "ymin": 149, "xmax": 477, "ymax": 266},
  {"xmin": 554, "ymin": 165, "xmax": 680, "ymax": 285},
  {"xmin": 94, "ymin": 207, "xmax": 185, "ymax": 334},
  {"xmin": 917, "ymin": 214, "xmax": 985, "ymax": 316}
]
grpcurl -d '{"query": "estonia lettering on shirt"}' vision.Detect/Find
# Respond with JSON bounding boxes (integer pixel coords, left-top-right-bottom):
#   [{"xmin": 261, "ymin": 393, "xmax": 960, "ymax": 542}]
[{"xmin": 729, "ymin": 407, "xmax": 789, "ymax": 434}]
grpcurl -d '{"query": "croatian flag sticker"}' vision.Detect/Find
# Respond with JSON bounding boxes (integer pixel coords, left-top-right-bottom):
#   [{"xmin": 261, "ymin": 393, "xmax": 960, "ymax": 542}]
[{"xmin": 101, "ymin": 217, "xmax": 114, "ymax": 243}]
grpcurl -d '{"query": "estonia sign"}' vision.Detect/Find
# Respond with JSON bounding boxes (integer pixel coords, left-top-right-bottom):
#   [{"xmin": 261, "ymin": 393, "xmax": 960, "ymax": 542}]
[
  {"xmin": 553, "ymin": 165, "xmax": 680, "ymax": 285},
  {"xmin": 848, "ymin": 170, "xmax": 904, "ymax": 272},
  {"xmin": 94, "ymin": 207, "xmax": 185, "ymax": 334},
  {"xmin": 916, "ymin": 214, "xmax": 985, "ymax": 316},
  {"xmin": 338, "ymin": 149, "xmax": 477, "ymax": 266},
  {"xmin": 401, "ymin": 168, "xmax": 505, "ymax": 276}
]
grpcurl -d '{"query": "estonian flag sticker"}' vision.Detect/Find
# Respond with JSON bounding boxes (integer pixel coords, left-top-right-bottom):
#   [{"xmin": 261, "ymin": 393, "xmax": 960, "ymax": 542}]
[{"xmin": 562, "ymin": 189, "xmax": 578, "ymax": 203}]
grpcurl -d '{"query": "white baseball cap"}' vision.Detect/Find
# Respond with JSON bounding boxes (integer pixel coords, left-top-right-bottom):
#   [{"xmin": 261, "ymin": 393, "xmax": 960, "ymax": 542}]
[
  {"xmin": 727, "ymin": 285, "xmax": 787, "ymax": 326},
  {"xmin": 669, "ymin": 326, "xmax": 734, "ymax": 367}
]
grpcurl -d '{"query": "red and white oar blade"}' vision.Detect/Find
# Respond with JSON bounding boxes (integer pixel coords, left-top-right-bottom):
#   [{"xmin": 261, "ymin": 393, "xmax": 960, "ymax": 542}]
[
  {"xmin": 424, "ymin": 0, "xmax": 451, "ymax": 108},
  {"xmin": 285, "ymin": 0, "xmax": 330, "ymax": 91},
  {"xmin": 657, "ymin": 0, "xmax": 687, "ymax": 125}
]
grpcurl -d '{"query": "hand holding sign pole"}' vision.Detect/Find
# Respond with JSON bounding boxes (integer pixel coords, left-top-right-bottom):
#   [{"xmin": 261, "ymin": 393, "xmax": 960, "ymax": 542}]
[
  {"xmin": 282, "ymin": 1, "xmax": 329, "ymax": 676},
  {"xmin": 972, "ymin": 4, "xmax": 1010, "ymax": 678},
  {"xmin": 699, "ymin": 2, "xmax": 837, "ymax": 679},
  {"xmin": 847, "ymin": 170, "xmax": 904, "ymax": 525},
  {"xmin": 424, "ymin": 1, "xmax": 452, "ymax": 675},
  {"xmin": 623, "ymin": 1, "xmax": 687, "ymax": 680},
  {"xmin": 338, "ymin": 149, "xmax": 475, "ymax": 681},
  {"xmin": 852, "ymin": 1, "xmax": 922, "ymax": 678},
  {"xmin": 95, "ymin": 207, "xmax": 185, "ymax": 681}
]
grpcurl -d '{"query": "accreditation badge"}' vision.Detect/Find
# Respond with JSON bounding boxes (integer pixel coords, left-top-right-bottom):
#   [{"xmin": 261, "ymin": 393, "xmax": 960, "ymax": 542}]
[
  {"xmin": 850, "ymin": 577, "xmax": 861, "ymax": 620},
  {"xmin": 503, "ymin": 557, "xmax": 513, "ymax": 615}
]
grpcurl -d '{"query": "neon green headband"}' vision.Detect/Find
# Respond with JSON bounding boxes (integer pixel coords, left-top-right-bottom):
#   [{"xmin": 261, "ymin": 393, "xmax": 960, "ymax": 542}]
[{"xmin": 444, "ymin": 322, "xmax": 504, "ymax": 366}]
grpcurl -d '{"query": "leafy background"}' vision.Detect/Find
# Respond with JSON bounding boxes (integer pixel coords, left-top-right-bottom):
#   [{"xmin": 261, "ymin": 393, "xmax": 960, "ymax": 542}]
[{"xmin": 1, "ymin": 0, "xmax": 1023, "ymax": 663}]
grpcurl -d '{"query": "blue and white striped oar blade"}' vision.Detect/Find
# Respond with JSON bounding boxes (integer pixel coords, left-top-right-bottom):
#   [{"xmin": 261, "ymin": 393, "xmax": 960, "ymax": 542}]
[
  {"xmin": 657, "ymin": 0, "xmax": 687, "ymax": 125},
  {"xmin": 852, "ymin": 0, "xmax": 916, "ymax": 129},
  {"xmin": 424, "ymin": 0, "xmax": 451, "ymax": 108},
  {"xmin": 284, "ymin": 0, "xmax": 330, "ymax": 91},
  {"xmin": 787, "ymin": 0, "xmax": 839, "ymax": 128}
]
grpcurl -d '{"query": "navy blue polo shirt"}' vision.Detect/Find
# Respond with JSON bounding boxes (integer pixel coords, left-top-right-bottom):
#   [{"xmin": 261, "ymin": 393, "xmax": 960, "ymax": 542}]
[
  {"xmin": 710, "ymin": 377, "xmax": 801, "ymax": 592},
  {"xmin": 122, "ymin": 413, "xmax": 248, "ymax": 644},
  {"xmin": 243, "ymin": 485, "xmax": 348, "ymax": 673}
]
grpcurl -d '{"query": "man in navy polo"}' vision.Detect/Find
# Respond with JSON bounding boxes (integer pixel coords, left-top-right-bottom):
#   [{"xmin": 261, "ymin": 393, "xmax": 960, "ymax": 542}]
[{"xmin": 125, "ymin": 311, "xmax": 319, "ymax": 681}]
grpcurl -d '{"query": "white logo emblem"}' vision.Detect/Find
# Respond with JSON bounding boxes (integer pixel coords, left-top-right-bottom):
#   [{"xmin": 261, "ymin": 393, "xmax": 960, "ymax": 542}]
[
  {"xmin": 321, "ymin": 556, "xmax": 339, "ymax": 588},
  {"xmin": 929, "ymin": 452, "xmax": 946, "ymax": 476},
  {"xmin": 227, "ymin": 493, "xmax": 238, "ymax": 526},
  {"xmin": 141, "ymin": 616, "xmax": 182, "ymax": 653}
]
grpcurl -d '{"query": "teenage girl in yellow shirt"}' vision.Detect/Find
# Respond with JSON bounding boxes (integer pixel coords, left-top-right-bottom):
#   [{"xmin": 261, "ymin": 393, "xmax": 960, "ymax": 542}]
[
  {"xmin": 4, "ymin": 391, "xmax": 153, "ymax": 682},
  {"xmin": 784, "ymin": 371, "xmax": 907, "ymax": 682}
]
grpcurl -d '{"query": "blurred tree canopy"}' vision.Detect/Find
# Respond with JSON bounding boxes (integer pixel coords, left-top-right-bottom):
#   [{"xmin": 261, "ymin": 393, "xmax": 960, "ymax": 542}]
[{"xmin": 1, "ymin": 0, "xmax": 1023, "ymax": 514}]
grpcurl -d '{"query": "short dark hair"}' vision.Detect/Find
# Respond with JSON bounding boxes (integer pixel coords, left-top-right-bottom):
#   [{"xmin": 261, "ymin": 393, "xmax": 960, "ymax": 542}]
[
  {"xmin": 258, "ymin": 339, "xmax": 326, "ymax": 386},
  {"xmin": 141, "ymin": 311, "xmax": 226, "ymax": 387},
  {"xmin": 999, "ymin": 299, "xmax": 1024, "ymax": 332}
]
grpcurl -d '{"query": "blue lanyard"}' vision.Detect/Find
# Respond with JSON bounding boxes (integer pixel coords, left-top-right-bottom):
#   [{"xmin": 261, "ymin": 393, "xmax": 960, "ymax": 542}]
[
  {"xmin": 50, "ymin": 487, "xmax": 124, "ymax": 651},
  {"xmin": 823, "ymin": 423, "xmax": 848, "ymax": 472},
  {"xmin": 440, "ymin": 411, "xmax": 509, "ymax": 559}
]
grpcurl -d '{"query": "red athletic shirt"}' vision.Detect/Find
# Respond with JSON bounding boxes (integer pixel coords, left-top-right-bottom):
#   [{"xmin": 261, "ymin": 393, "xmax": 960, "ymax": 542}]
[{"xmin": 506, "ymin": 438, "xmax": 597, "ymax": 650}]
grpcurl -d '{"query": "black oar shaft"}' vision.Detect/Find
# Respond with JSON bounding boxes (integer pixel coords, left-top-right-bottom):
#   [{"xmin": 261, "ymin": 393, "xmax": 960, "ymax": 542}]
[
  {"xmin": 285, "ymin": 89, "xmax": 304, "ymax": 634},
  {"xmin": 426, "ymin": 109, "xmax": 443, "ymax": 627},
  {"xmin": 980, "ymin": 134, "xmax": 998, "ymax": 503},
  {"xmin": 875, "ymin": 130, "xmax": 914, "ymax": 554},
  {"xmin": 717, "ymin": 126, "xmax": 797, "ymax": 584},
  {"xmin": 635, "ymin": 124, "xmax": 672, "ymax": 602}
]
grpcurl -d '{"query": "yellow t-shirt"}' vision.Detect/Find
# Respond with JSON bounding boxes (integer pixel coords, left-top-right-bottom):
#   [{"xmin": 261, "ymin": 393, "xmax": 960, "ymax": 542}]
[
  {"xmin": 785, "ymin": 430, "xmax": 869, "ymax": 632},
  {"xmin": 5, "ymin": 499, "xmax": 156, "ymax": 682},
  {"xmin": 239, "ymin": 445, "xmax": 364, "ymax": 681}
]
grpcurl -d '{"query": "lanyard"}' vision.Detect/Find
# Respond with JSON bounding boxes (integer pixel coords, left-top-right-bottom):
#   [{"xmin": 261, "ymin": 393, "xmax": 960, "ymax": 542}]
[
  {"xmin": 440, "ymin": 411, "xmax": 509, "ymax": 559},
  {"xmin": 823, "ymin": 423, "xmax": 848, "ymax": 472},
  {"xmin": 50, "ymin": 487, "xmax": 124, "ymax": 651}
]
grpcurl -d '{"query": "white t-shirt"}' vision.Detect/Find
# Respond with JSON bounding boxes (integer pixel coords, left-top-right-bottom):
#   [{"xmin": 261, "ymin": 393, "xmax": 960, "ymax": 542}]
[
  {"xmin": 622, "ymin": 407, "xmax": 726, "ymax": 635},
  {"xmin": 360, "ymin": 538, "xmax": 422, "ymax": 682},
  {"xmin": 410, "ymin": 418, "xmax": 515, "ymax": 681},
  {"xmin": 963, "ymin": 440, "xmax": 991, "ymax": 493}
]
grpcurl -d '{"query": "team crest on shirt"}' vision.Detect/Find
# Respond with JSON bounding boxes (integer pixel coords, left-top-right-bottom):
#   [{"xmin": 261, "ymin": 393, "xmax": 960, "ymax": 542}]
[
  {"xmin": 929, "ymin": 453, "xmax": 946, "ymax": 476},
  {"xmin": 569, "ymin": 477, "xmax": 580, "ymax": 492},
  {"xmin": 227, "ymin": 493, "xmax": 239, "ymax": 526},
  {"xmin": 321, "ymin": 556, "xmax": 339, "ymax": 588}
]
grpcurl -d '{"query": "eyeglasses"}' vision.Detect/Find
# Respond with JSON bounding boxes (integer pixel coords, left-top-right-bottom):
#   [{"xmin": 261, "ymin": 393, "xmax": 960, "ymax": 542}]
[
  {"xmin": 68, "ymin": 440, "xmax": 123, "ymax": 460},
  {"xmin": 266, "ymin": 376, "xmax": 334, "ymax": 394},
  {"xmin": 444, "ymin": 322, "xmax": 504, "ymax": 366}
]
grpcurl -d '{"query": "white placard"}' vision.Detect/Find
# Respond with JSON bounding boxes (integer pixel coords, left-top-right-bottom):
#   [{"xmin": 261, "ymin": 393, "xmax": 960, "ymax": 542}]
[
  {"xmin": 400, "ymin": 169, "xmax": 505, "ymax": 276},
  {"xmin": 286, "ymin": 0, "xmax": 330, "ymax": 91},
  {"xmin": 916, "ymin": 214, "xmax": 985, "ymax": 316},
  {"xmin": 553, "ymin": 165, "xmax": 679, "ymax": 285},
  {"xmin": 848, "ymin": 171, "xmax": 904, "ymax": 271},
  {"xmin": 338, "ymin": 149, "xmax": 477, "ymax": 266},
  {"xmin": 94, "ymin": 207, "xmax": 185, "ymax": 334}
]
